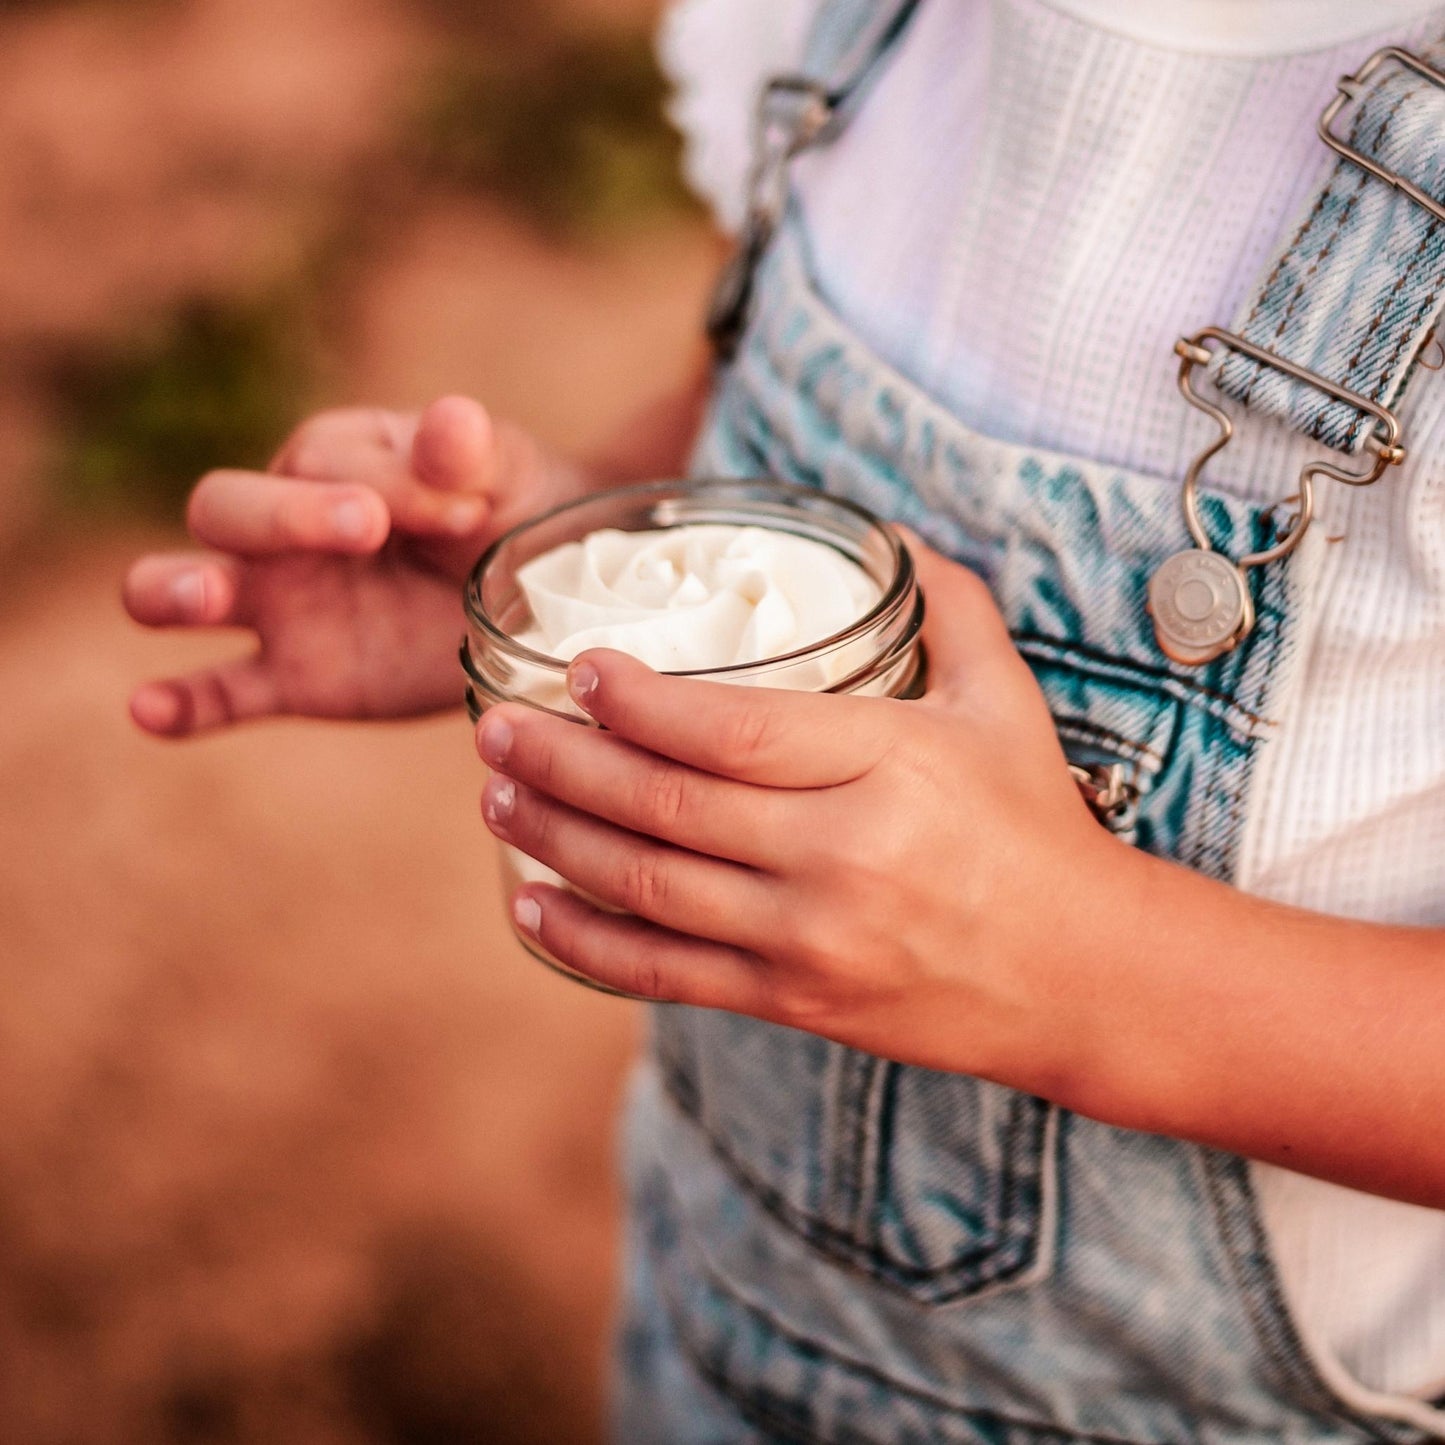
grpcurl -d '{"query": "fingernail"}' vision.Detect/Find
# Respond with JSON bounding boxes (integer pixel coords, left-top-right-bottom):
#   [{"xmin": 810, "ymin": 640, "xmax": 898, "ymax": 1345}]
[
  {"xmin": 483, "ymin": 777, "xmax": 516, "ymax": 829},
  {"xmin": 171, "ymin": 570, "xmax": 205, "ymax": 613},
  {"xmin": 333, "ymin": 499, "xmax": 370, "ymax": 542},
  {"xmin": 513, "ymin": 895, "xmax": 542, "ymax": 937},
  {"xmin": 445, "ymin": 495, "xmax": 486, "ymax": 535},
  {"xmin": 478, "ymin": 713, "xmax": 513, "ymax": 765},
  {"xmin": 568, "ymin": 660, "xmax": 599, "ymax": 710}
]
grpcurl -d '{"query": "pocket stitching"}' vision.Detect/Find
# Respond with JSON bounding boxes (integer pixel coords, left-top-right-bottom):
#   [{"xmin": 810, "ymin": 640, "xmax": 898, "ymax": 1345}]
[
  {"xmin": 659, "ymin": 1057, "xmax": 1052, "ymax": 1302},
  {"xmin": 1015, "ymin": 632, "xmax": 1275, "ymax": 740},
  {"xmin": 664, "ymin": 1228, "xmax": 1172, "ymax": 1445}
]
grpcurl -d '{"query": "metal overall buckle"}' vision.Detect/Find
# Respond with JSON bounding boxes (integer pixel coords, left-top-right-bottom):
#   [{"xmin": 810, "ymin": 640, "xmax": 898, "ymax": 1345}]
[
  {"xmin": 706, "ymin": 77, "xmax": 832, "ymax": 360},
  {"xmin": 1152, "ymin": 44, "xmax": 1445, "ymax": 668},
  {"xmin": 1152, "ymin": 329, "xmax": 1404, "ymax": 666},
  {"xmin": 1319, "ymin": 46, "xmax": 1445, "ymax": 224}
]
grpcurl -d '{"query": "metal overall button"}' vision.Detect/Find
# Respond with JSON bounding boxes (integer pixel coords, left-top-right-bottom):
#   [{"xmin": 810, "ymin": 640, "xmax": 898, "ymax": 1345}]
[
  {"xmin": 1148, "ymin": 550, "xmax": 1253, "ymax": 668},
  {"xmin": 1152, "ymin": 329, "xmax": 1405, "ymax": 667}
]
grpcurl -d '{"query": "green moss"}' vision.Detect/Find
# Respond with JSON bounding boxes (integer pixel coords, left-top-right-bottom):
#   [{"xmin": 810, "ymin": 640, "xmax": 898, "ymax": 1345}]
[
  {"xmin": 406, "ymin": 29, "xmax": 701, "ymax": 234},
  {"xmin": 50, "ymin": 294, "xmax": 312, "ymax": 518}
]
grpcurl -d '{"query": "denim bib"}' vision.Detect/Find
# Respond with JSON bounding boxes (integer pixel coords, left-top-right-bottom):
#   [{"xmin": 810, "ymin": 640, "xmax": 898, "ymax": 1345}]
[{"xmin": 612, "ymin": 7, "xmax": 1445, "ymax": 1441}]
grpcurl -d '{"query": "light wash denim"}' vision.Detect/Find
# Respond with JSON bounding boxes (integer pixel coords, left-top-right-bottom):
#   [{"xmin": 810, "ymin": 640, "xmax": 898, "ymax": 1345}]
[
  {"xmin": 610, "ymin": 5, "xmax": 1442, "ymax": 1441},
  {"xmin": 1213, "ymin": 40, "xmax": 1445, "ymax": 452}
]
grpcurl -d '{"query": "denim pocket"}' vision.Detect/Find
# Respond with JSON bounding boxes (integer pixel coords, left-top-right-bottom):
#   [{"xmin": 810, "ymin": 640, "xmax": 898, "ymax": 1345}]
[{"xmin": 655, "ymin": 1012, "xmax": 1059, "ymax": 1305}]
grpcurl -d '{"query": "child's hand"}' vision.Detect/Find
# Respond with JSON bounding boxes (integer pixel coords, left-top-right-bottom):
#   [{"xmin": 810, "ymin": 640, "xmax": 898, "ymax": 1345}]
[
  {"xmin": 476, "ymin": 538, "xmax": 1136, "ymax": 1096},
  {"xmin": 123, "ymin": 396, "xmax": 586, "ymax": 735}
]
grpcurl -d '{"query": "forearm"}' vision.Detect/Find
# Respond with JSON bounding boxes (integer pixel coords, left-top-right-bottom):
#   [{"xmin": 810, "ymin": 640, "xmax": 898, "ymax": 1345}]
[{"xmin": 1060, "ymin": 843, "xmax": 1445, "ymax": 1207}]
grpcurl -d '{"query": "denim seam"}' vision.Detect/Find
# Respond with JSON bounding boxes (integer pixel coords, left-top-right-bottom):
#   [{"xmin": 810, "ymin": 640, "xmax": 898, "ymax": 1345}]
[
  {"xmin": 845, "ymin": 1052, "xmax": 885, "ymax": 1243},
  {"xmin": 662, "ymin": 1240, "xmax": 1175, "ymax": 1445},
  {"xmin": 863, "ymin": 1059, "xmax": 900, "ymax": 1253},
  {"xmin": 1237, "ymin": 80, "xmax": 1415, "ymax": 412},
  {"xmin": 1011, "ymin": 633, "xmax": 1275, "ymax": 738},
  {"xmin": 823, "ymin": 1048, "xmax": 874, "ymax": 1240},
  {"xmin": 1199, "ymin": 1152, "xmax": 1427, "ymax": 1445},
  {"xmin": 659, "ymin": 1055, "xmax": 1043, "ymax": 1291},
  {"xmin": 1214, "ymin": 523, "xmax": 1297, "ymax": 878},
  {"xmin": 657, "ymin": 1057, "xmax": 1050, "ymax": 1301},
  {"xmin": 1050, "ymin": 714, "xmax": 1164, "ymax": 768},
  {"xmin": 1253, "ymin": 170, "xmax": 1371, "ymax": 403},
  {"xmin": 1345, "ymin": 215, "xmax": 1435, "ymax": 385},
  {"xmin": 670, "ymin": 1353, "xmax": 836, "ymax": 1445},
  {"xmin": 1346, "ymin": 225, "xmax": 1445, "ymax": 446}
]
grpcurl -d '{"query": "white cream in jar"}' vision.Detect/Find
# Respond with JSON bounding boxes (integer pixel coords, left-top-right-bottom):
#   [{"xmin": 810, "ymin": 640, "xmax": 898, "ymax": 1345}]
[
  {"xmin": 462, "ymin": 478, "xmax": 925, "ymax": 994},
  {"xmin": 512, "ymin": 523, "xmax": 881, "ymax": 691}
]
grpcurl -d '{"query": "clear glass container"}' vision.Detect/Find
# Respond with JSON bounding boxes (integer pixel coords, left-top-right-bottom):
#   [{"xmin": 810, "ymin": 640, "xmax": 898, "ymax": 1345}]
[{"xmin": 462, "ymin": 478, "xmax": 925, "ymax": 994}]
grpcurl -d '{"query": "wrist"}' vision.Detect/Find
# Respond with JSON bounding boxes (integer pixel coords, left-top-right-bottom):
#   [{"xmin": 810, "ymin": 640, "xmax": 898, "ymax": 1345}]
[
  {"xmin": 1010, "ymin": 835, "xmax": 1184, "ymax": 1123},
  {"xmin": 1035, "ymin": 843, "xmax": 1273, "ymax": 1143}
]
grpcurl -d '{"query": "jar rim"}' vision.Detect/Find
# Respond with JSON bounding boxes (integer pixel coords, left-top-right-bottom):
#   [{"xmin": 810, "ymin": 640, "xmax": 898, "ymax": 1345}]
[{"xmin": 463, "ymin": 478, "xmax": 917, "ymax": 679}]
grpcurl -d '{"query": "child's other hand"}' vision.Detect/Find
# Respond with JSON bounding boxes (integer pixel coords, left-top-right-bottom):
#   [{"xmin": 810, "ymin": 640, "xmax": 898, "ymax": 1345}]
[
  {"xmin": 123, "ymin": 396, "xmax": 585, "ymax": 735},
  {"xmin": 476, "ymin": 537, "xmax": 1135, "ymax": 1096}
]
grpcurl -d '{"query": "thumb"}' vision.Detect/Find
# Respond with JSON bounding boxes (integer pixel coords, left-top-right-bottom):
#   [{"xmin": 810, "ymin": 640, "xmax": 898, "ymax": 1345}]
[
  {"xmin": 411, "ymin": 395, "xmax": 498, "ymax": 494},
  {"xmin": 897, "ymin": 527, "xmax": 1014, "ymax": 695},
  {"xmin": 381, "ymin": 395, "xmax": 499, "ymax": 543}
]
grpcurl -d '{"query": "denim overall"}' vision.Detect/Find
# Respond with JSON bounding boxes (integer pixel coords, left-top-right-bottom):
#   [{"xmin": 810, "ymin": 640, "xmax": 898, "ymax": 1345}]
[{"xmin": 614, "ymin": 5, "xmax": 1445, "ymax": 1441}]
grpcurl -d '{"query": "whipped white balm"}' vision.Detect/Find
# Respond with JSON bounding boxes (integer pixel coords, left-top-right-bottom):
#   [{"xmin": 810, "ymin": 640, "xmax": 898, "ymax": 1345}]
[
  {"xmin": 514, "ymin": 523, "xmax": 881, "ymax": 680},
  {"xmin": 463, "ymin": 480, "xmax": 925, "ymax": 994}
]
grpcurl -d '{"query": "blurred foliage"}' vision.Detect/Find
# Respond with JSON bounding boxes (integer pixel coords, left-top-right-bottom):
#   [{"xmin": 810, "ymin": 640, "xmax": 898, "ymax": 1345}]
[
  {"xmin": 50, "ymin": 294, "xmax": 311, "ymax": 518},
  {"xmin": 37, "ymin": 9, "xmax": 697, "ymax": 520},
  {"xmin": 405, "ymin": 28, "xmax": 700, "ymax": 233}
]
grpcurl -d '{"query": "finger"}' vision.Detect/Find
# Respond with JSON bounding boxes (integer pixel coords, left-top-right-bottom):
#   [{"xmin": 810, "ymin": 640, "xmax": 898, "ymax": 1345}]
[
  {"xmin": 411, "ymin": 395, "xmax": 497, "ymax": 493},
  {"xmin": 477, "ymin": 705, "xmax": 792, "ymax": 869},
  {"xmin": 563, "ymin": 651, "xmax": 889, "ymax": 788},
  {"xmin": 482, "ymin": 775, "xmax": 777, "ymax": 948},
  {"xmin": 271, "ymin": 402, "xmax": 494, "ymax": 542},
  {"xmin": 511, "ymin": 884, "xmax": 770, "ymax": 1014},
  {"xmin": 129, "ymin": 656, "xmax": 279, "ymax": 738},
  {"xmin": 270, "ymin": 406, "xmax": 417, "ymax": 484},
  {"xmin": 188, "ymin": 471, "xmax": 390, "ymax": 556},
  {"xmin": 897, "ymin": 528, "xmax": 1015, "ymax": 695},
  {"xmin": 122, "ymin": 552, "xmax": 245, "ymax": 628},
  {"xmin": 381, "ymin": 395, "xmax": 499, "ymax": 540}
]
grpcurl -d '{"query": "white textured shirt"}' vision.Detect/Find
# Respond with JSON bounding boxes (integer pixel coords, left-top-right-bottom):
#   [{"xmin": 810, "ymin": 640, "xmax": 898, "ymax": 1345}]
[{"xmin": 660, "ymin": 0, "xmax": 1445, "ymax": 1413}]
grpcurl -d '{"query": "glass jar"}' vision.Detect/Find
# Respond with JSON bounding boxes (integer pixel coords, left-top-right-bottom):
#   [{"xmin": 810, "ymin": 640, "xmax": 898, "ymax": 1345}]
[{"xmin": 462, "ymin": 478, "xmax": 925, "ymax": 993}]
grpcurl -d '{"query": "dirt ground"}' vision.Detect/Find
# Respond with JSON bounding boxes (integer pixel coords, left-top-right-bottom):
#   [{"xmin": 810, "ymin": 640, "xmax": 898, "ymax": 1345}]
[{"xmin": 0, "ymin": 0, "xmax": 718, "ymax": 1440}]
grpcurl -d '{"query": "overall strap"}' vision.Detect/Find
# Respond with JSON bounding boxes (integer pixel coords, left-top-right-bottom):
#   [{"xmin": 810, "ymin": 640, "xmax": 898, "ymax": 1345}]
[
  {"xmin": 799, "ymin": 0, "xmax": 924, "ymax": 127},
  {"xmin": 1211, "ymin": 43, "xmax": 1445, "ymax": 454},
  {"xmin": 706, "ymin": 0, "xmax": 923, "ymax": 357},
  {"xmin": 1152, "ymin": 44, "xmax": 1445, "ymax": 669}
]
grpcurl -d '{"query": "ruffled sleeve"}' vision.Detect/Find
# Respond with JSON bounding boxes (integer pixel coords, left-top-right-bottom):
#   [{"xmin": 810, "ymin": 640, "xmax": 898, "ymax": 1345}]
[{"xmin": 656, "ymin": 0, "xmax": 817, "ymax": 233}]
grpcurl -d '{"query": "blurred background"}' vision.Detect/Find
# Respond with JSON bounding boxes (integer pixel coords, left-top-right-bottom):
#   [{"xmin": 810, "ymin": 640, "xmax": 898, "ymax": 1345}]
[{"xmin": 0, "ymin": 0, "xmax": 717, "ymax": 1439}]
